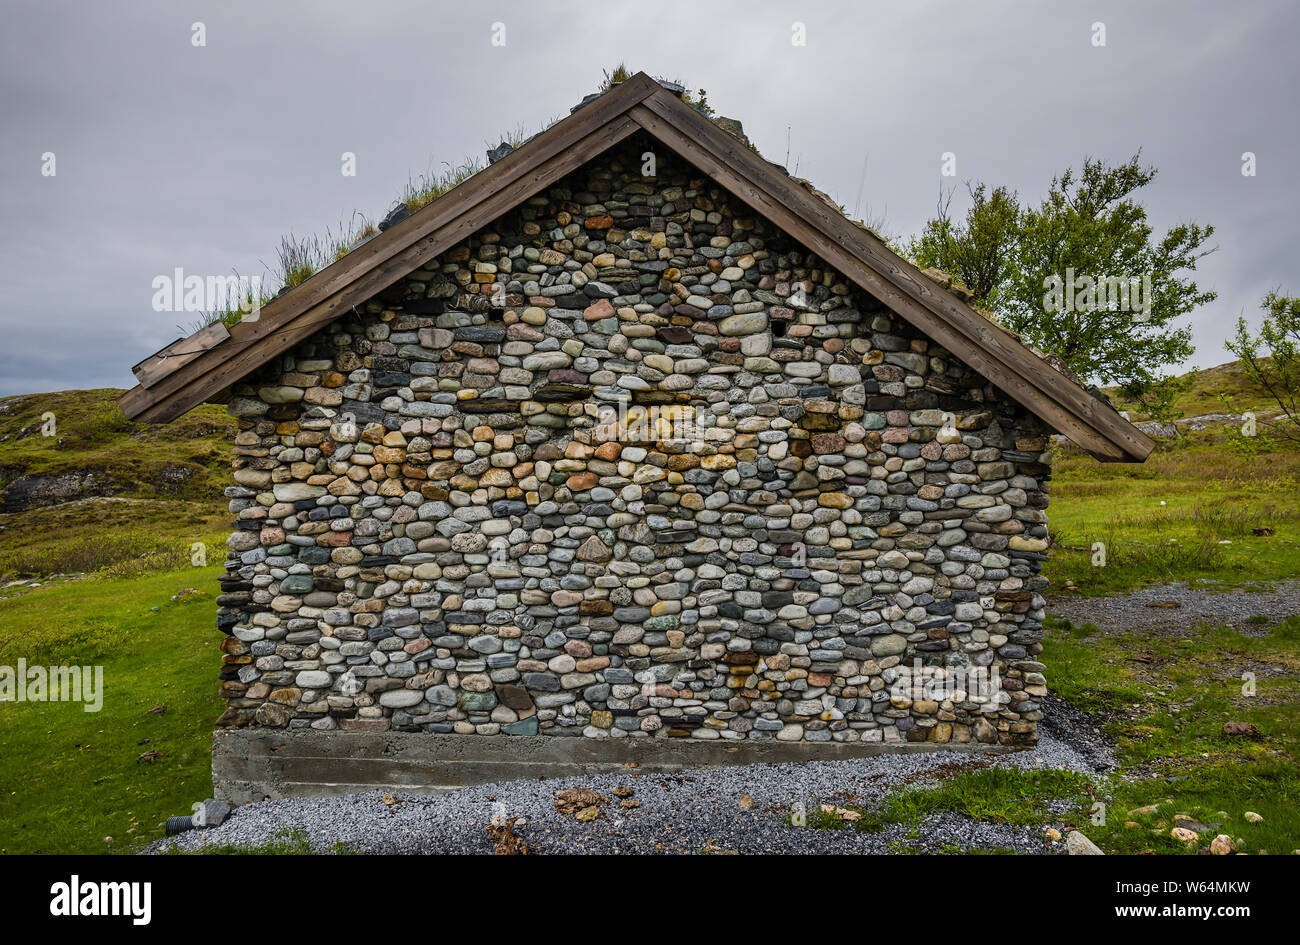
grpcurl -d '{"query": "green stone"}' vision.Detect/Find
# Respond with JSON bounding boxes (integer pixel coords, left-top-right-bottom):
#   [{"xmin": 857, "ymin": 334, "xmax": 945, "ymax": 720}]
[
  {"xmin": 280, "ymin": 575, "xmax": 314, "ymax": 594},
  {"xmin": 460, "ymin": 691, "xmax": 498, "ymax": 712}
]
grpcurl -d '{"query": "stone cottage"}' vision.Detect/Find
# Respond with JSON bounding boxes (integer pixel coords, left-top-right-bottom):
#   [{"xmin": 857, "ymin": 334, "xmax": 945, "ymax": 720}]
[{"xmin": 121, "ymin": 73, "xmax": 1151, "ymax": 798}]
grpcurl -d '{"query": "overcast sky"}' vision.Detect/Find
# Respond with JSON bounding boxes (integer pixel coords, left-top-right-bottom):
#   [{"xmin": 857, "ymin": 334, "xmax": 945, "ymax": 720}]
[{"xmin": 1, "ymin": 0, "xmax": 1295, "ymax": 397}]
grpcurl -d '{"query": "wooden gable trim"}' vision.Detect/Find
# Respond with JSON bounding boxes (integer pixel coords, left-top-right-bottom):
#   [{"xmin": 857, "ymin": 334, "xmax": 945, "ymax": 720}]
[
  {"xmin": 131, "ymin": 318, "xmax": 230, "ymax": 389},
  {"xmin": 118, "ymin": 72, "xmax": 1152, "ymax": 462}
]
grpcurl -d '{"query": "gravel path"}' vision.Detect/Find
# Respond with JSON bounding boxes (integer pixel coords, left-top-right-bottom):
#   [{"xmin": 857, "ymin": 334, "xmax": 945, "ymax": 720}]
[
  {"xmin": 150, "ymin": 728, "xmax": 1103, "ymax": 856},
  {"xmin": 1048, "ymin": 579, "xmax": 1300, "ymax": 636}
]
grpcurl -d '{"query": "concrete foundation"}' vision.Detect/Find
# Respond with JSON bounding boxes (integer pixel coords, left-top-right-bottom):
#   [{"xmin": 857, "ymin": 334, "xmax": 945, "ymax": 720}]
[{"xmin": 212, "ymin": 729, "xmax": 1018, "ymax": 804}]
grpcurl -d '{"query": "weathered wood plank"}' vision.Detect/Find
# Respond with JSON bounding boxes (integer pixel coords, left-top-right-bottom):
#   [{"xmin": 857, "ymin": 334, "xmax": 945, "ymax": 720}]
[{"xmin": 130, "ymin": 320, "xmax": 230, "ymax": 388}]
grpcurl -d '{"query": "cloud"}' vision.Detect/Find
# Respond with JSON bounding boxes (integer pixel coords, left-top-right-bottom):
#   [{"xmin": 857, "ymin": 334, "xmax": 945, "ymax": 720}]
[{"xmin": 1, "ymin": 0, "xmax": 1295, "ymax": 397}]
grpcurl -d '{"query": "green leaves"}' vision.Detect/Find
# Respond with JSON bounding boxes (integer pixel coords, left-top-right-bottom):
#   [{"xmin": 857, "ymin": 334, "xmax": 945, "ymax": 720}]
[{"xmin": 907, "ymin": 182, "xmax": 1020, "ymax": 310}]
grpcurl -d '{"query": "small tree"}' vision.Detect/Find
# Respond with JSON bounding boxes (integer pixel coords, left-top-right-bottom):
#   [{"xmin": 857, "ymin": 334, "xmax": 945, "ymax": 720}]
[
  {"xmin": 1225, "ymin": 292, "xmax": 1300, "ymax": 443},
  {"xmin": 1009, "ymin": 154, "xmax": 1215, "ymax": 388},
  {"xmin": 907, "ymin": 154, "xmax": 1217, "ymax": 394}
]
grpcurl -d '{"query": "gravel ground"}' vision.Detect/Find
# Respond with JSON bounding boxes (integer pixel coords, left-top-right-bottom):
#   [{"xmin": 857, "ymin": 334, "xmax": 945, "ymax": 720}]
[
  {"xmin": 1048, "ymin": 579, "xmax": 1300, "ymax": 636},
  {"xmin": 1037, "ymin": 692, "xmax": 1116, "ymax": 771},
  {"xmin": 150, "ymin": 724, "xmax": 1104, "ymax": 856}
]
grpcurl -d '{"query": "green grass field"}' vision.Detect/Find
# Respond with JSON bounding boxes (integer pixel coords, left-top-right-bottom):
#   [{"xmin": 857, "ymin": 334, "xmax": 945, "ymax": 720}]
[
  {"xmin": 1039, "ymin": 424, "xmax": 1300, "ymax": 853},
  {"xmin": 1044, "ymin": 614, "xmax": 1300, "ymax": 854},
  {"xmin": 1046, "ymin": 431, "xmax": 1300, "ymax": 594},
  {"xmin": 0, "ymin": 568, "xmax": 224, "ymax": 854},
  {"xmin": 0, "ymin": 389, "xmax": 232, "ymax": 580}
]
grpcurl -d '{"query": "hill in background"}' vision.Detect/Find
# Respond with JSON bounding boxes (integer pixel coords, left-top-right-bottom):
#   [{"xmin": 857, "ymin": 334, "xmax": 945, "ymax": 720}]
[
  {"xmin": 0, "ymin": 389, "xmax": 233, "ymax": 579},
  {"xmin": 1105, "ymin": 359, "xmax": 1284, "ymax": 422}
]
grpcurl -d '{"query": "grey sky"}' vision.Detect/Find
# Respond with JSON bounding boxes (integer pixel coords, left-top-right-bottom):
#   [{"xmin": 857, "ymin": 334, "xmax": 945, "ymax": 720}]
[{"xmin": 1, "ymin": 0, "xmax": 1295, "ymax": 397}]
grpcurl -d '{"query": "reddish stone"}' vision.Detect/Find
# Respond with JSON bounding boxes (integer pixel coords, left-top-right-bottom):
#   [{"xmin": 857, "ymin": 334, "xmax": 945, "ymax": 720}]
[
  {"xmin": 549, "ymin": 369, "xmax": 588, "ymax": 384},
  {"xmin": 564, "ymin": 640, "xmax": 594, "ymax": 659},
  {"xmin": 566, "ymin": 472, "xmax": 598, "ymax": 491},
  {"xmin": 584, "ymin": 298, "xmax": 616, "ymax": 321}
]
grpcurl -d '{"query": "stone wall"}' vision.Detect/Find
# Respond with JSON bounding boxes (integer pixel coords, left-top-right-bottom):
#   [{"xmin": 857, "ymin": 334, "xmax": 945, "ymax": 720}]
[{"xmin": 217, "ymin": 137, "xmax": 1054, "ymax": 749}]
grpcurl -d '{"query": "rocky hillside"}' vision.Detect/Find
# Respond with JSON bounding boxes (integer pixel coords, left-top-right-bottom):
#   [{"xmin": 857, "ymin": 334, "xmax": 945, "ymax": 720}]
[
  {"xmin": 0, "ymin": 389, "xmax": 234, "ymax": 577},
  {"xmin": 1092, "ymin": 360, "xmax": 1294, "ymax": 442},
  {"xmin": 0, "ymin": 389, "xmax": 233, "ymax": 510},
  {"xmin": 1105, "ymin": 359, "xmax": 1284, "ymax": 423}
]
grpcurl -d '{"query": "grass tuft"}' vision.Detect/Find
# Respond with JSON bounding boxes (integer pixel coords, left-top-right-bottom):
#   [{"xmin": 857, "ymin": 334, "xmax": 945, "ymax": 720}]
[{"xmin": 400, "ymin": 158, "xmax": 484, "ymax": 214}]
